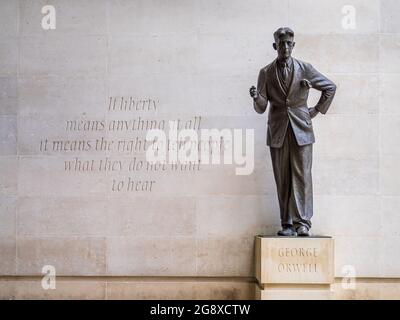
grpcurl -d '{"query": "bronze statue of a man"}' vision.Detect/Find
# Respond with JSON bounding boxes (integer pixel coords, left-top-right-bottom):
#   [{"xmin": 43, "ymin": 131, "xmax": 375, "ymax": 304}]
[{"xmin": 250, "ymin": 27, "xmax": 336, "ymax": 237}]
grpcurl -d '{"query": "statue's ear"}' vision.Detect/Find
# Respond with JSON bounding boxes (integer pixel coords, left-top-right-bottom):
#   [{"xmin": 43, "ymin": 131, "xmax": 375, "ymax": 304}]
[
  {"xmin": 273, "ymin": 43, "xmax": 277, "ymax": 50},
  {"xmin": 292, "ymin": 42, "xmax": 296, "ymax": 48}
]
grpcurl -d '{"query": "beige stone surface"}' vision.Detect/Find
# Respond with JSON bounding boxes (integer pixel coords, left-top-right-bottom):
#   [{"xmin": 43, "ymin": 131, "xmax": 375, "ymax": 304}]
[
  {"xmin": 380, "ymin": 237, "xmax": 400, "ymax": 277},
  {"xmin": 380, "ymin": 34, "xmax": 400, "ymax": 73},
  {"xmin": 20, "ymin": 36, "xmax": 107, "ymax": 76},
  {"xmin": 196, "ymin": 195, "xmax": 280, "ymax": 238},
  {"xmin": 294, "ymin": 34, "xmax": 379, "ymax": 73},
  {"xmin": 197, "ymin": 0, "xmax": 288, "ymax": 36},
  {"xmin": 0, "ymin": 76, "xmax": 17, "ymax": 116},
  {"xmin": 256, "ymin": 283, "xmax": 333, "ymax": 300},
  {"xmin": 0, "ymin": 156, "xmax": 17, "ymax": 195},
  {"xmin": 0, "ymin": 279, "xmax": 106, "ymax": 300},
  {"xmin": 106, "ymin": 236, "xmax": 196, "ymax": 276},
  {"xmin": 17, "ymin": 196, "xmax": 109, "ymax": 237},
  {"xmin": 107, "ymin": 280, "xmax": 254, "ymax": 300},
  {"xmin": 319, "ymin": 74, "xmax": 378, "ymax": 115},
  {"xmin": 0, "ymin": 237, "xmax": 16, "ymax": 275},
  {"xmin": 0, "ymin": 195, "xmax": 16, "ymax": 238},
  {"xmin": 334, "ymin": 236, "xmax": 381, "ymax": 277},
  {"xmin": 2, "ymin": 277, "xmax": 400, "ymax": 300},
  {"xmin": 108, "ymin": 0, "xmax": 197, "ymax": 36},
  {"xmin": 313, "ymin": 115, "xmax": 378, "ymax": 157},
  {"xmin": 0, "ymin": 0, "xmax": 18, "ymax": 37},
  {"xmin": 18, "ymin": 156, "xmax": 108, "ymax": 197},
  {"xmin": 380, "ymin": 74, "xmax": 400, "ymax": 115},
  {"xmin": 380, "ymin": 116, "xmax": 400, "ymax": 155},
  {"xmin": 0, "ymin": 0, "xmax": 400, "ymax": 297},
  {"xmin": 18, "ymin": 76, "xmax": 108, "ymax": 117},
  {"xmin": 289, "ymin": 0, "xmax": 380, "ymax": 34},
  {"xmin": 255, "ymin": 236, "xmax": 334, "ymax": 284},
  {"xmin": 109, "ymin": 35, "xmax": 198, "ymax": 76},
  {"xmin": 381, "ymin": 197, "xmax": 400, "ymax": 237},
  {"xmin": 380, "ymin": 156, "xmax": 400, "ymax": 195},
  {"xmin": 17, "ymin": 237, "xmax": 107, "ymax": 275},
  {"xmin": 311, "ymin": 195, "xmax": 381, "ymax": 237},
  {"xmin": 0, "ymin": 38, "xmax": 18, "ymax": 75},
  {"xmin": 332, "ymin": 279, "xmax": 400, "ymax": 300},
  {"xmin": 313, "ymin": 156, "xmax": 379, "ymax": 195},
  {"xmin": 380, "ymin": 0, "xmax": 400, "ymax": 33},
  {"xmin": 197, "ymin": 236, "xmax": 254, "ymax": 277},
  {"xmin": 0, "ymin": 115, "xmax": 16, "ymax": 155},
  {"xmin": 19, "ymin": 0, "xmax": 108, "ymax": 35}
]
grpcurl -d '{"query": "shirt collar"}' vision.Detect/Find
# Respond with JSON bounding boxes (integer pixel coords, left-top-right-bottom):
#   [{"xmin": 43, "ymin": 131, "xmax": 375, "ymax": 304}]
[{"xmin": 277, "ymin": 57, "xmax": 293, "ymax": 68}]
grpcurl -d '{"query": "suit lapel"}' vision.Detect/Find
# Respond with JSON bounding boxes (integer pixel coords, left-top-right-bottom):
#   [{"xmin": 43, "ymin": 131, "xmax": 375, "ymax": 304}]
[{"xmin": 287, "ymin": 58, "xmax": 299, "ymax": 98}]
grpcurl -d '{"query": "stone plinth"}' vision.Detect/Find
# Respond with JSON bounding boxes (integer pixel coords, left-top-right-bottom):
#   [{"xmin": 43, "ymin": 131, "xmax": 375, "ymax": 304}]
[{"xmin": 255, "ymin": 236, "xmax": 335, "ymax": 300}]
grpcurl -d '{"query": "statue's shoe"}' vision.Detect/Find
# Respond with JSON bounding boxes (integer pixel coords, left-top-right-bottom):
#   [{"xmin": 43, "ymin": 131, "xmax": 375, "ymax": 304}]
[
  {"xmin": 277, "ymin": 228, "xmax": 297, "ymax": 237},
  {"xmin": 296, "ymin": 226, "xmax": 310, "ymax": 237}
]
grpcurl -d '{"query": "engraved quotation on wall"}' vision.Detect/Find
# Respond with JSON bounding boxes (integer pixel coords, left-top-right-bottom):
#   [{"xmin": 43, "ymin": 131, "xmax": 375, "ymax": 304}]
[{"xmin": 36, "ymin": 96, "xmax": 224, "ymax": 193}]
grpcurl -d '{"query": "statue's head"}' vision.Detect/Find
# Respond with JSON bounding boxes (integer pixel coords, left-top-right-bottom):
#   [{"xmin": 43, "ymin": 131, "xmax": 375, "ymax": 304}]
[{"xmin": 273, "ymin": 27, "xmax": 295, "ymax": 60}]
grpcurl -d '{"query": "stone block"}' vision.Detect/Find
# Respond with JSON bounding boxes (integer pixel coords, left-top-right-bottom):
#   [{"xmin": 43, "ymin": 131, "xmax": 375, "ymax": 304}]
[
  {"xmin": 0, "ymin": 115, "xmax": 16, "ymax": 155},
  {"xmin": 106, "ymin": 236, "xmax": 196, "ymax": 276},
  {"xmin": 380, "ymin": 0, "xmax": 400, "ymax": 33},
  {"xmin": 255, "ymin": 236, "xmax": 334, "ymax": 284},
  {"xmin": 313, "ymin": 156, "xmax": 379, "ymax": 196},
  {"xmin": 20, "ymin": 36, "xmax": 107, "ymax": 76},
  {"xmin": 108, "ymin": 0, "xmax": 197, "ymax": 36},
  {"xmin": 0, "ymin": 76, "xmax": 17, "ymax": 115},
  {"xmin": 380, "ymin": 74, "xmax": 400, "ymax": 115},
  {"xmin": 196, "ymin": 236, "xmax": 254, "ymax": 277},
  {"xmin": 19, "ymin": 0, "xmax": 107, "ymax": 35},
  {"xmin": 17, "ymin": 237, "xmax": 107, "ymax": 275},
  {"xmin": 315, "ymin": 74, "xmax": 378, "ymax": 115},
  {"xmin": 381, "ymin": 196, "xmax": 400, "ymax": 237},
  {"xmin": 0, "ymin": 195, "xmax": 16, "ymax": 237},
  {"xmin": 197, "ymin": 0, "xmax": 289, "ymax": 35},
  {"xmin": 289, "ymin": 0, "xmax": 379, "ymax": 34},
  {"xmin": 256, "ymin": 283, "xmax": 333, "ymax": 300},
  {"xmin": 18, "ymin": 76, "xmax": 107, "ymax": 117},
  {"xmin": 106, "ymin": 280, "xmax": 254, "ymax": 300},
  {"xmin": 380, "ymin": 116, "xmax": 400, "ymax": 155},
  {"xmin": 0, "ymin": 236, "xmax": 16, "ymax": 275},
  {"xmin": 0, "ymin": 38, "xmax": 18, "ymax": 75},
  {"xmin": 18, "ymin": 156, "xmax": 108, "ymax": 197},
  {"xmin": 295, "ymin": 34, "xmax": 378, "ymax": 73},
  {"xmin": 313, "ymin": 115, "xmax": 378, "ymax": 157},
  {"xmin": 380, "ymin": 34, "xmax": 400, "ymax": 73},
  {"xmin": 17, "ymin": 196, "xmax": 109, "ymax": 237},
  {"xmin": 312, "ymin": 195, "xmax": 381, "ymax": 237},
  {"xmin": 334, "ymin": 236, "xmax": 381, "ymax": 277},
  {"xmin": 0, "ymin": 156, "xmax": 17, "ymax": 195},
  {"xmin": 105, "ymin": 196, "xmax": 196, "ymax": 237},
  {"xmin": 0, "ymin": 279, "xmax": 106, "ymax": 300},
  {"xmin": 196, "ymin": 195, "xmax": 280, "ymax": 237},
  {"xmin": 108, "ymin": 35, "xmax": 198, "ymax": 76},
  {"xmin": 380, "ymin": 156, "xmax": 400, "ymax": 195},
  {"xmin": 0, "ymin": 0, "xmax": 18, "ymax": 36}
]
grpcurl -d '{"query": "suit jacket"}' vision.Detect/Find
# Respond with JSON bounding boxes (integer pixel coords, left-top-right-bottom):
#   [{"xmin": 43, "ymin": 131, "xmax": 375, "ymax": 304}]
[{"xmin": 254, "ymin": 57, "xmax": 336, "ymax": 148}]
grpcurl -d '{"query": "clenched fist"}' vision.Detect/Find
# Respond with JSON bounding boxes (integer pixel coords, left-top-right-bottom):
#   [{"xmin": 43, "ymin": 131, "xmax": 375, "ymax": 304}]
[{"xmin": 249, "ymin": 86, "xmax": 259, "ymax": 99}]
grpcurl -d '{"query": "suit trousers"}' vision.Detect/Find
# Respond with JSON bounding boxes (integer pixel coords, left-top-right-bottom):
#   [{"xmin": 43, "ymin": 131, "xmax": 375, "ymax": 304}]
[{"xmin": 269, "ymin": 121, "xmax": 313, "ymax": 230}]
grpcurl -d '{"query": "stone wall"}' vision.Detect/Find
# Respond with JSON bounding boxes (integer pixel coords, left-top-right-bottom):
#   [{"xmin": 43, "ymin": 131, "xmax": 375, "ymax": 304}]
[{"xmin": 0, "ymin": 0, "xmax": 399, "ymax": 299}]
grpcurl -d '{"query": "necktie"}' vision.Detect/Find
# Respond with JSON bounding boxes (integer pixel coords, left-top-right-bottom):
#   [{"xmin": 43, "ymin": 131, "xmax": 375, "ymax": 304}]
[{"xmin": 282, "ymin": 62, "xmax": 289, "ymax": 83}]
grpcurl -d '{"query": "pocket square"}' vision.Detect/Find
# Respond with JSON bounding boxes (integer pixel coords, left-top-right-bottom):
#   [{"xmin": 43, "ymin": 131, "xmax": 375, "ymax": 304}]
[{"xmin": 301, "ymin": 79, "xmax": 312, "ymax": 89}]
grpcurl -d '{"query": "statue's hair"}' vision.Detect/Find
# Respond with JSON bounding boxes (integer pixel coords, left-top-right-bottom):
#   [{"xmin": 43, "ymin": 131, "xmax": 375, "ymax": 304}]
[{"xmin": 273, "ymin": 27, "xmax": 294, "ymax": 42}]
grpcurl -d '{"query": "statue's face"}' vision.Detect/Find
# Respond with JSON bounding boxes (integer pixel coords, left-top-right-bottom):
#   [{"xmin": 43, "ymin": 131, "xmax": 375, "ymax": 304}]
[{"xmin": 273, "ymin": 36, "xmax": 295, "ymax": 60}]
